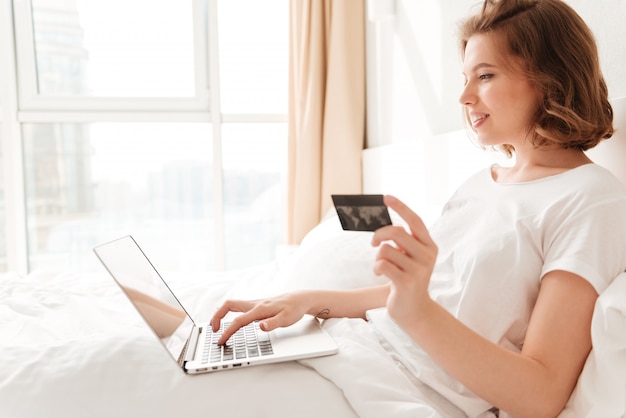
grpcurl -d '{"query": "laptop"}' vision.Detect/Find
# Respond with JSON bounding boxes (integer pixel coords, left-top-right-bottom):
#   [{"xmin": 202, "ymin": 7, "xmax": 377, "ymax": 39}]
[{"xmin": 93, "ymin": 235, "xmax": 338, "ymax": 374}]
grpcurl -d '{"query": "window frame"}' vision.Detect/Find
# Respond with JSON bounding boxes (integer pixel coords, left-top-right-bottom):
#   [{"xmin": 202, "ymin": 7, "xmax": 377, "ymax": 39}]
[
  {"xmin": 1, "ymin": 0, "xmax": 287, "ymax": 274},
  {"xmin": 13, "ymin": 0, "xmax": 211, "ymax": 112}
]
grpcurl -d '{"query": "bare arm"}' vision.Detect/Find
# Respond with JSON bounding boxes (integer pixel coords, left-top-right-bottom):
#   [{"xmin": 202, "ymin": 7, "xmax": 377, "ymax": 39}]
[
  {"xmin": 400, "ymin": 272, "xmax": 595, "ymax": 418},
  {"xmin": 211, "ymin": 284, "xmax": 389, "ymax": 345},
  {"xmin": 374, "ymin": 195, "xmax": 597, "ymax": 418},
  {"xmin": 302, "ymin": 285, "xmax": 390, "ymax": 319}
]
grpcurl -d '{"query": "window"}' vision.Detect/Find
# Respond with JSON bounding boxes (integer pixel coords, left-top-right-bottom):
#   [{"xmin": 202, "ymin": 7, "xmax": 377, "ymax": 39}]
[
  {"xmin": 30, "ymin": 0, "xmax": 198, "ymax": 98},
  {"xmin": 1, "ymin": 0, "xmax": 288, "ymax": 274}
]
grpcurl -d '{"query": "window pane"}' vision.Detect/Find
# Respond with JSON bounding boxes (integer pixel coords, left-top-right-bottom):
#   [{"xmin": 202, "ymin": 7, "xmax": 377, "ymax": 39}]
[
  {"xmin": 222, "ymin": 123, "xmax": 287, "ymax": 269},
  {"xmin": 218, "ymin": 0, "xmax": 288, "ymax": 113},
  {"xmin": 31, "ymin": 0, "xmax": 196, "ymax": 97},
  {"xmin": 22, "ymin": 123, "xmax": 215, "ymax": 273}
]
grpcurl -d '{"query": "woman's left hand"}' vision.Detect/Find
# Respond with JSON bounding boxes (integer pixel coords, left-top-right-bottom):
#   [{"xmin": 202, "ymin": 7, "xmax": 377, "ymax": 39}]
[{"xmin": 371, "ymin": 195, "xmax": 438, "ymax": 327}]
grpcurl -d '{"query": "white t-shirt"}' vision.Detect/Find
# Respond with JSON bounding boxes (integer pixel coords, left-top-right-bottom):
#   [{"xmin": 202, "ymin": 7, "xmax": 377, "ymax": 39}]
[{"xmin": 369, "ymin": 163, "xmax": 626, "ymax": 416}]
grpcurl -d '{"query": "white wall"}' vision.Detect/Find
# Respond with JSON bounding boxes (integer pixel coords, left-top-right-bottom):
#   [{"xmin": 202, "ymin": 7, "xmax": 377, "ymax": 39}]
[{"xmin": 366, "ymin": 0, "xmax": 626, "ymax": 148}]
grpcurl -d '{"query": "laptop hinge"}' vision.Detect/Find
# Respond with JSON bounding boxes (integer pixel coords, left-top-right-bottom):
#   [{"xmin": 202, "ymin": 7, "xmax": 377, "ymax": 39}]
[{"xmin": 183, "ymin": 326, "xmax": 202, "ymax": 364}]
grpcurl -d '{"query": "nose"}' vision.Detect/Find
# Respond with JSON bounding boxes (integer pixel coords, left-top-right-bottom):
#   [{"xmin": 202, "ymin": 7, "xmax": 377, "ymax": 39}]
[{"xmin": 459, "ymin": 80, "xmax": 476, "ymax": 106}]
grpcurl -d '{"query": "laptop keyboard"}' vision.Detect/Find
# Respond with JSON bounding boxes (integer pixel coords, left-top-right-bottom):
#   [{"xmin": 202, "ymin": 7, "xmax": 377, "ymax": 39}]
[{"xmin": 203, "ymin": 321, "xmax": 273, "ymax": 364}]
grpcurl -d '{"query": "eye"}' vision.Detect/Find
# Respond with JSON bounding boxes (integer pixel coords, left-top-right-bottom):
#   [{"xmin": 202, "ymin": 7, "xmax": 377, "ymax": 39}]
[{"xmin": 478, "ymin": 73, "xmax": 494, "ymax": 81}]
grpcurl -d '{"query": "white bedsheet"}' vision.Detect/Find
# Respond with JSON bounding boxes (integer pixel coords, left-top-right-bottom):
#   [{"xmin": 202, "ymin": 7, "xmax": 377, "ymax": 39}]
[
  {"xmin": 300, "ymin": 316, "xmax": 470, "ymax": 418},
  {"xmin": 0, "ymin": 261, "xmax": 470, "ymax": 418},
  {"xmin": 1, "ymin": 226, "xmax": 625, "ymax": 418},
  {"xmin": 0, "ymin": 266, "xmax": 357, "ymax": 418}
]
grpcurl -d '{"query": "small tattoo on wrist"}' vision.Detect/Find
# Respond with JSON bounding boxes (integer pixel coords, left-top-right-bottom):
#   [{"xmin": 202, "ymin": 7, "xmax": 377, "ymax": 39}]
[{"xmin": 316, "ymin": 308, "xmax": 330, "ymax": 318}]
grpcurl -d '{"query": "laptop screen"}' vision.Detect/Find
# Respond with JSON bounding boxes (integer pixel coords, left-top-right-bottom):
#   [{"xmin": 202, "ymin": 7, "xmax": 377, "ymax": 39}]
[{"xmin": 93, "ymin": 236, "xmax": 195, "ymax": 363}]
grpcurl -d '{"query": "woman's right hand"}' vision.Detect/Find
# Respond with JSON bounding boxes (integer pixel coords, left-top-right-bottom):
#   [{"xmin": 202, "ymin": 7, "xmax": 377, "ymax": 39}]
[{"xmin": 210, "ymin": 291, "xmax": 311, "ymax": 345}]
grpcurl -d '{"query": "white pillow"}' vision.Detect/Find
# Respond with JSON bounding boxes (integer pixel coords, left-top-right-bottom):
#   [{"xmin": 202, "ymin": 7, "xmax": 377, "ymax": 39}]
[
  {"xmin": 559, "ymin": 272, "xmax": 626, "ymax": 417},
  {"xmin": 277, "ymin": 215, "xmax": 390, "ymax": 290}
]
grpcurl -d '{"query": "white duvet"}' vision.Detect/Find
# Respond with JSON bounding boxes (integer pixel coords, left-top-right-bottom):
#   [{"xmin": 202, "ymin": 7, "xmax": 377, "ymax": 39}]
[
  {"xmin": 1, "ymin": 218, "xmax": 625, "ymax": 418},
  {"xmin": 0, "ymin": 266, "xmax": 357, "ymax": 418}
]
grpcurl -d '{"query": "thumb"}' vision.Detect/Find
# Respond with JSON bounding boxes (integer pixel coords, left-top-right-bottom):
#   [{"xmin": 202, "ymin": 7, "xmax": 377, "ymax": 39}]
[
  {"xmin": 259, "ymin": 318, "xmax": 275, "ymax": 332},
  {"xmin": 258, "ymin": 311, "xmax": 294, "ymax": 332}
]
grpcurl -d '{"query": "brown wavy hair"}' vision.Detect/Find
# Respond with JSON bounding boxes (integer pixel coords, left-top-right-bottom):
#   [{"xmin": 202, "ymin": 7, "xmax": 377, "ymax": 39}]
[{"xmin": 458, "ymin": 0, "xmax": 613, "ymax": 156}]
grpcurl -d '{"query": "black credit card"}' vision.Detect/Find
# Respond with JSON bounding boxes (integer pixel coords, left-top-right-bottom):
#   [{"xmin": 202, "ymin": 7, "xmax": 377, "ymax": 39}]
[{"xmin": 331, "ymin": 194, "xmax": 392, "ymax": 231}]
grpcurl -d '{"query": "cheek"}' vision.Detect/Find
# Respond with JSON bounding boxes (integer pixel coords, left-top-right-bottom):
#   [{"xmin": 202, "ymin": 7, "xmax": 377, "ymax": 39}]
[
  {"xmin": 514, "ymin": 84, "xmax": 540, "ymax": 113},
  {"xmin": 503, "ymin": 89, "xmax": 538, "ymax": 124},
  {"xmin": 516, "ymin": 96, "xmax": 540, "ymax": 125},
  {"xmin": 483, "ymin": 85, "xmax": 513, "ymax": 112}
]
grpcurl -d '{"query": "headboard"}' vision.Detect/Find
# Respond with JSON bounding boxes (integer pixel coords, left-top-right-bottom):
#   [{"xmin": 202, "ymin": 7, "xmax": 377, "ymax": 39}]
[{"xmin": 363, "ymin": 96, "xmax": 626, "ymax": 225}]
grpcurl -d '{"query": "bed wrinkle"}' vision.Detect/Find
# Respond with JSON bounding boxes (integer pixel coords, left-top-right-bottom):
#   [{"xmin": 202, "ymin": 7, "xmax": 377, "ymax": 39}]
[
  {"xmin": 0, "ymin": 264, "xmax": 358, "ymax": 418},
  {"xmin": 299, "ymin": 317, "xmax": 470, "ymax": 418}
]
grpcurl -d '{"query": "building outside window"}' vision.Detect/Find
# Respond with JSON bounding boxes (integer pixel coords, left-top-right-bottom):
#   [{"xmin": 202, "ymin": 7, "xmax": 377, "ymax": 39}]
[{"xmin": 0, "ymin": 0, "xmax": 288, "ymax": 274}]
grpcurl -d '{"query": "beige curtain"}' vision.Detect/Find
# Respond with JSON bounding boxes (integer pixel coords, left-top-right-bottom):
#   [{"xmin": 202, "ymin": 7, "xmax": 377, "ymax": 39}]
[{"xmin": 287, "ymin": 0, "xmax": 366, "ymax": 245}]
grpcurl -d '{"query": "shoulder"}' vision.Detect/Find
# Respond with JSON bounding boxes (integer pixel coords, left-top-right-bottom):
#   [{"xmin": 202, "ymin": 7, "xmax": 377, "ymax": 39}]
[
  {"xmin": 528, "ymin": 164, "xmax": 626, "ymax": 214},
  {"xmin": 540, "ymin": 165, "xmax": 626, "ymax": 293},
  {"xmin": 542, "ymin": 164, "xmax": 626, "ymax": 224},
  {"xmin": 569, "ymin": 164, "xmax": 626, "ymax": 196},
  {"xmin": 558, "ymin": 164, "xmax": 626, "ymax": 215}
]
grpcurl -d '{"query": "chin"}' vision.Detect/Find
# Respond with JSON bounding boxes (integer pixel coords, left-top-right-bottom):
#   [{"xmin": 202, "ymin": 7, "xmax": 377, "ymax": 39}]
[{"xmin": 475, "ymin": 133, "xmax": 498, "ymax": 148}]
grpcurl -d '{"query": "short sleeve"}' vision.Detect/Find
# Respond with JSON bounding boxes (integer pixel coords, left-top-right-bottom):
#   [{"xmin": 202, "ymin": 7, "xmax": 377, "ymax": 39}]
[{"xmin": 541, "ymin": 197, "xmax": 626, "ymax": 294}]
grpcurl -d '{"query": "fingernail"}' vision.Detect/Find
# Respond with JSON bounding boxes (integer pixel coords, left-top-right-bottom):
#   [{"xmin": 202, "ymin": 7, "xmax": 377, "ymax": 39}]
[{"xmin": 260, "ymin": 321, "xmax": 269, "ymax": 331}]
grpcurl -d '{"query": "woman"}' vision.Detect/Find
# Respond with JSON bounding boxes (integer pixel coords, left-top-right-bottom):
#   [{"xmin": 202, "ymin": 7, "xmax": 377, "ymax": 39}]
[{"xmin": 212, "ymin": 1, "xmax": 626, "ymax": 416}]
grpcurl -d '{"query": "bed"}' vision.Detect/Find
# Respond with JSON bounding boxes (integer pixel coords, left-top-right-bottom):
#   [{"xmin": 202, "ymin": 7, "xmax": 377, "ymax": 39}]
[{"xmin": 1, "ymin": 97, "xmax": 625, "ymax": 418}]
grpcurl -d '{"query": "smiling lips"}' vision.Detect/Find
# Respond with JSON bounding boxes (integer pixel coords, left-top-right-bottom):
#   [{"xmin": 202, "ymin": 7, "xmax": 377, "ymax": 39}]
[{"xmin": 470, "ymin": 112, "xmax": 490, "ymax": 128}]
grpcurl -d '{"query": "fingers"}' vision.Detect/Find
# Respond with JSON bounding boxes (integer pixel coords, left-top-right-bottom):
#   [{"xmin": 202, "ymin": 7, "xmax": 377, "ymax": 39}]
[
  {"xmin": 372, "ymin": 225, "xmax": 422, "ymax": 259},
  {"xmin": 372, "ymin": 195, "xmax": 435, "ymax": 254},
  {"xmin": 210, "ymin": 299, "xmax": 256, "ymax": 332},
  {"xmin": 211, "ymin": 296, "xmax": 303, "ymax": 345},
  {"xmin": 371, "ymin": 195, "xmax": 438, "ymax": 281},
  {"xmin": 374, "ymin": 242, "xmax": 416, "ymax": 276},
  {"xmin": 216, "ymin": 309, "xmax": 292, "ymax": 346},
  {"xmin": 380, "ymin": 195, "xmax": 433, "ymax": 246},
  {"xmin": 217, "ymin": 311, "xmax": 259, "ymax": 345}
]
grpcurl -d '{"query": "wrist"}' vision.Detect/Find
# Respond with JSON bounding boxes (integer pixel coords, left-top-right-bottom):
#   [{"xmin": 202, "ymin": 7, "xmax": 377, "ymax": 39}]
[
  {"xmin": 303, "ymin": 290, "xmax": 333, "ymax": 319},
  {"xmin": 388, "ymin": 296, "xmax": 438, "ymax": 334}
]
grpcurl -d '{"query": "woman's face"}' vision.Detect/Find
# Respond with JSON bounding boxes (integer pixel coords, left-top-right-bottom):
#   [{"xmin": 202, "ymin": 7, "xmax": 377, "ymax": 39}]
[{"xmin": 459, "ymin": 33, "xmax": 540, "ymax": 149}]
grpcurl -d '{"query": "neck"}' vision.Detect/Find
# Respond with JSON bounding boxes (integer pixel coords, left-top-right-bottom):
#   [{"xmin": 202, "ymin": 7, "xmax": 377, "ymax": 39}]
[{"xmin": 494, "ymin": 147, "xmax": 592, "ymax": 183}]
